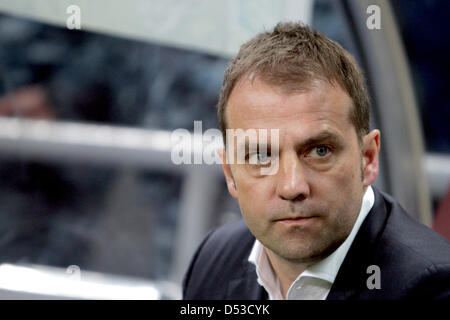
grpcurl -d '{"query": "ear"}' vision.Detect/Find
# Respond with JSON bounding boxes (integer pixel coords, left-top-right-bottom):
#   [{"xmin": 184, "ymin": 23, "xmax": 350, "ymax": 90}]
[
  {"xmin": 217, "ymin": 147, "xmax": 238, "ymax": 198},
  {"xmin": 362, "ymin": 129, "xmax": 381, "ymax": 187}
]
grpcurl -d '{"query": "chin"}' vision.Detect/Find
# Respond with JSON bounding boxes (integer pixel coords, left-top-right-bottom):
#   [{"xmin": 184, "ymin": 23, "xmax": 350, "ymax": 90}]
[{"xmin": 281, "ymin": 233, "xmax": 348, "ymax": 263}]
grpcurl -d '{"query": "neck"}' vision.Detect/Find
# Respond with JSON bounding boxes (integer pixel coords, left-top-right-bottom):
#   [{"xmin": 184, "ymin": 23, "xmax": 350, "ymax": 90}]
[{"xmin": 264, "ymin": 248, "xmax": 316, "ymax": 299}]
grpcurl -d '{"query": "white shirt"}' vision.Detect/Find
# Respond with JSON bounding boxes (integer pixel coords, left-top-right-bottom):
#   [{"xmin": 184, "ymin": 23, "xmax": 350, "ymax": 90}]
[{"xmin": 248, "ymin": 186, "xmax": 375, "ymax": 300}]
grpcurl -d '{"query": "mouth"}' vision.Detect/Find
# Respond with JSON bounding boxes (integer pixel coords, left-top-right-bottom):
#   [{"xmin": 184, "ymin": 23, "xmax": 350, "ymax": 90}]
[{"xmin": 275, "ymin": 216, "xmax": 318, "ymax": 226}]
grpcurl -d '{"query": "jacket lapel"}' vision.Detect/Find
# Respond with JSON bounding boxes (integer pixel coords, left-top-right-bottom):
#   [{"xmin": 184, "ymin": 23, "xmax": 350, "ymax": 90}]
[
  {"xmin": 227, "ymin": 261, "xmax": 268, "ymax": 299},
  {"xmin": 224, "ymin": 188, "xmax": 390, "ymax": 300},
  {"xmin": 326, "ymin": 187, "xmax": 389, "ymax": 300}
]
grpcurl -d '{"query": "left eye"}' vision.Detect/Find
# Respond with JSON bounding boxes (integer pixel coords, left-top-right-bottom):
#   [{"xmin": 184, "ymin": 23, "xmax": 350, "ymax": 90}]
[{"xmin": 311, "ymin": 146, "xmax": 330, "ymax": 157}]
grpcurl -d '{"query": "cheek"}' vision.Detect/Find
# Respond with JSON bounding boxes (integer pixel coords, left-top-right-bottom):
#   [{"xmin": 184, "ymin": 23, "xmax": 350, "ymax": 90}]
[
  {"xmin": 235, "ymin": 177, "xmax": 274, "ymax": 221},
  {"xmin": 336, "ymin": 149, "xmax": 363, "ymax": 178},
  {"xmin": 311, "ymin": 156, "xmax": 362, "ymax": 200},
  {"xmin": 238, "ymin": 195, "xmax": 269, "ymax": 237},
  {"xmin": 322, "ymin": 162, "xmax": 365, "ymax": 221},
  {"xmin": 234, "ymin": 165, "xmax": 275, "ymax": 196}
]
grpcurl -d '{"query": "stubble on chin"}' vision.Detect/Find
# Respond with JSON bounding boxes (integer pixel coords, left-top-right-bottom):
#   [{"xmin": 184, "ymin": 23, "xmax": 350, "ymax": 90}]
[{"xmin": 260, "ymin": 208, "xmax": 358, "ymax": 265}]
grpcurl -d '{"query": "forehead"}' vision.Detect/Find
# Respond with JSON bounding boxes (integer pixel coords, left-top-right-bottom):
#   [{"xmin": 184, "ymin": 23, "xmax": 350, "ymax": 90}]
[{"xmin": 226, "ymin": 77, "xmax": 354, "ymax": 135}]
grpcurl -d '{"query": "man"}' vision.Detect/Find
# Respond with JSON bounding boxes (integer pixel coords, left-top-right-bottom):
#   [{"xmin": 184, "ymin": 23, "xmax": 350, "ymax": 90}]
[{"xmin": 182, "ymin": 22, "xmax": 450, "ymax": 300}]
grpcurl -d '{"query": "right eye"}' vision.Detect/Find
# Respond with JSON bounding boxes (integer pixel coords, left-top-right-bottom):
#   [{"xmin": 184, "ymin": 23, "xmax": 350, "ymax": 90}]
[{"xmin": 248, "ymin": 152, "xmax": 271, "ymax": 165}]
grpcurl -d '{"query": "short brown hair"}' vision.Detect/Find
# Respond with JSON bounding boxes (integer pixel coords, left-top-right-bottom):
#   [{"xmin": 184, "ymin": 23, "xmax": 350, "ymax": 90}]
[{"xmin": 218, "ymin": 22, "xmax": 370, "ymax": 144}]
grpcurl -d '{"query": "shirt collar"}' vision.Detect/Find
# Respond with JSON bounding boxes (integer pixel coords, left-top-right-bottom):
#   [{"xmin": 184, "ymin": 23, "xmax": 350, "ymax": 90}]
[{"xmin": 248, "ymin": 185, "xmax": 375, "ymax": 295}]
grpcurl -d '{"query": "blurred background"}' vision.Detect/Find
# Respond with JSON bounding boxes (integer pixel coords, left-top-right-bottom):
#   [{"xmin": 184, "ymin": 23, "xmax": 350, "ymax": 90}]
[{"xmin": 0, "ymin": 0, "xmax": 448, "ymax": 299}]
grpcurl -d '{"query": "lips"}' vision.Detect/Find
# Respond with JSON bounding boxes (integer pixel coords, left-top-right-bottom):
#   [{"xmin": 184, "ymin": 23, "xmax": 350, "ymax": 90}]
[
  {"xmin": 275, "ymin": 216, "xmax": 317, "ymax": 225},
  {"xmin": 275, "ymin": 216, "xmax": 315, "ymax": 221}
]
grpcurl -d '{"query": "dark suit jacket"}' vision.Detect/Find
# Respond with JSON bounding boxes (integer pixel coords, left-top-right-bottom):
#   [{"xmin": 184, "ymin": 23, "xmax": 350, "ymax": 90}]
[{"xmin": 183, "ymin": 187, "xmax": 450, "ymax": 300}]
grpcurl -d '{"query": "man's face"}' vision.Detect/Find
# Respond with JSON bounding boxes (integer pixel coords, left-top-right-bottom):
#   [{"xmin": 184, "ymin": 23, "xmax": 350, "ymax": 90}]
[{"xmin": 222, "ymin": 76, "xmax": 378, "ymax": 265}]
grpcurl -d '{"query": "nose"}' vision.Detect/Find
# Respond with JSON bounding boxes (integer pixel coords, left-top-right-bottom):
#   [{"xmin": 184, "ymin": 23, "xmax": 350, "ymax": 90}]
[{"xmin": 276, "ymin": 151, "xmax": 310, "ymax": 201}]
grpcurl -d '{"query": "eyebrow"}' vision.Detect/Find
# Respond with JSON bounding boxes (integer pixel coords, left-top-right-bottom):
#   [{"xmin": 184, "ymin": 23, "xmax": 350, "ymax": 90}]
[
  {"xmin": 237, "ymin": 140, "xmax": 270, "ymax": 153},
  {"xmin": 298, "ymin": 130, "xmax": 342, "ymax": 149},
  {"xmin": 235, "ymin": 130, "xmax": 343, "ymax": 152},
  {"xmin": 233, "ymin": 139, "xmax": 270, "ymax": 157}
]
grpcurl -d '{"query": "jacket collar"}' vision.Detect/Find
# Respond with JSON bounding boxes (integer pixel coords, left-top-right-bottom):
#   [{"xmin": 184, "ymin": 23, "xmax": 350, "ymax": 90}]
[
  {"xmin": 226, "ymin": 187, "xmax": 388, "ymax": 300},
  {"xmin": 326, "ymin": 187, "xmax": 389, "ymax": 300},
  {"xmin": 226, "ymin": 234, "xmax": 268, "ymax": 299}
]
